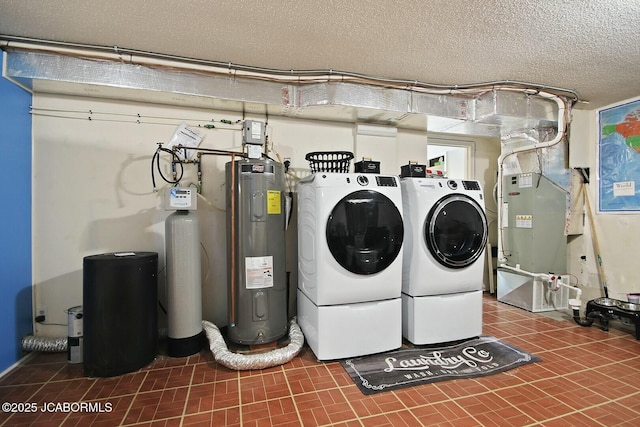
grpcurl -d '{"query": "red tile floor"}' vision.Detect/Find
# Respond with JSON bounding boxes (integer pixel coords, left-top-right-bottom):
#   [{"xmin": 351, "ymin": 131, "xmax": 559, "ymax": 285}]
[{"xmin": 1, "ymin": 294, "xmax": 639, "ymax": 426}]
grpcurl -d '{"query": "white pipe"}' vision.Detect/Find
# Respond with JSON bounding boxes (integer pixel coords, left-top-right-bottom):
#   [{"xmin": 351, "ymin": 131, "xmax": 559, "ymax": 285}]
[
  {"xmin": 498, "ymin": 263, "xmax": 583, "ymax": 309},
  {"xmin": 556, "ymin": 280, "xmax": 583, "ymax": 310},
  {"xmin": 498, "ymin": 263, "xmax": 553, "ymax": 280},
  {"xmin": 496, "ymin": 91, "xmax": 570, "ymax": 263}
]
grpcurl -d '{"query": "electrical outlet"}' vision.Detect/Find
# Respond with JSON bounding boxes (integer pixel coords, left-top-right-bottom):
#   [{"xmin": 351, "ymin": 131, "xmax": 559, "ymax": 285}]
[{"xmin": 36, "ymin": 306, "xmax": 47, "ymax": 321}]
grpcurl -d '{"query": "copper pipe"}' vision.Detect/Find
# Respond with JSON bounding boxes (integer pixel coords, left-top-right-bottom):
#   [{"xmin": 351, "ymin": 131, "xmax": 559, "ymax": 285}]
[
  {"xmin": 175, "ymin": 145, "xmax": 244, "ymax": 156},
  {"xmin": 173, "ymin": 144, "xmax": 245, "ymax": 323},
  {"xmin": 229, "ymin": 153, "xmax": 237, "ymax": 326}
]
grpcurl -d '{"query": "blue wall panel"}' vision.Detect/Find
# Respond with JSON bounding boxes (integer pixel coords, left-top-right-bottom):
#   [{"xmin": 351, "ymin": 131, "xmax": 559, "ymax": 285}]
[{"xmin": 0, "ymin": 75, "xmax": 32, "ymax": 372}]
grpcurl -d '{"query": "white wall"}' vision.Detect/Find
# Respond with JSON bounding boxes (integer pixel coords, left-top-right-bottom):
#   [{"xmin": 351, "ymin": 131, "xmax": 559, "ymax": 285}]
[
  {"xmin": 568, "ymin": 106, "xmax": 640, "ymax": 303},
  {"xmin": 32, "ymin": 93, "xmax": 500, "ymax": 337},
  {"xmin": 32, "ymin": 94, "xmax": 241, "ymax": 336}
]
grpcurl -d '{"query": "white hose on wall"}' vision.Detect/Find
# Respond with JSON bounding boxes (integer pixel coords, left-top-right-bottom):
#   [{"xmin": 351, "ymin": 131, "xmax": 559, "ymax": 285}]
[{"xmin": 202, "ymin": 318, "xmax": 304, "ymax": 370}]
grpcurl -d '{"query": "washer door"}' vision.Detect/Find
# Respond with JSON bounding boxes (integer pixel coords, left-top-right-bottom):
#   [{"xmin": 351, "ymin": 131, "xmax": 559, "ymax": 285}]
[
  {"xmin": 326, "ymin": 190, "xmax": 404, "ymax": 275},
  {"xmin": 425, "ymin": 194, "xmax": 488, "ymax": 269}
]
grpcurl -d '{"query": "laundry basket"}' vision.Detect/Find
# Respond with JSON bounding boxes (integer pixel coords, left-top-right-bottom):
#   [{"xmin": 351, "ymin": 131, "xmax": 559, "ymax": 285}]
[{"xmin": 305, "ymin": 151, "xmax": 354, "ymax": 173}]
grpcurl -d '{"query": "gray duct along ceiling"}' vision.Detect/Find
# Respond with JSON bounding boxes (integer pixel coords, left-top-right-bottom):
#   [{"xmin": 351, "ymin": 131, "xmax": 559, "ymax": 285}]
[{"xmin": 3, "ymin": 48, "xmax": 564, "ymax": 138}]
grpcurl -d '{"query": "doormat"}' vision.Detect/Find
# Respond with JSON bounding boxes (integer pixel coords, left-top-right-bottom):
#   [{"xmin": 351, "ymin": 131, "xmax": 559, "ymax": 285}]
[{"xmin": 341, "ymin": 336, "xmax": 541, "ymax": 395}]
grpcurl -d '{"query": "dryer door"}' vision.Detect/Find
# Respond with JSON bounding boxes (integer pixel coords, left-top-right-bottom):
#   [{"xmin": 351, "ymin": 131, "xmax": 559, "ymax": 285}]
[
  {"xmin": 425, "ymin": 194, "xmax": 488, "ymax": 269},
  {"xmin": 326, "ymin": 190, "xmax": 404, "ymax": 275}
]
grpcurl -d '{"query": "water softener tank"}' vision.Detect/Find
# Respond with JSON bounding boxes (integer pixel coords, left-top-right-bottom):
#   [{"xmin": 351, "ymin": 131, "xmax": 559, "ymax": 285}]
[
  {"xmin": 226, "ymin": 158, "xmax": 288, "ymax": 345},
  {"xmin": 165, "ymin": 209, "xmax": 203, "ymax": 356}
]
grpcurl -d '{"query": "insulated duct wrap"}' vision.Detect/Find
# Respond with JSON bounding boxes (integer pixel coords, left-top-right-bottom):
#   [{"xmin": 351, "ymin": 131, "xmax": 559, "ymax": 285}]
[
  {"xmin": 22, "ymin": 335, "xmax": 67, "ymax": 352},
  {"xmin": 3, "ymin": 48, "xmax": 563, "ymax": 138},
  {"xmin": 202, "ymin": 319, "xmax": 304, "ymax": 370}
]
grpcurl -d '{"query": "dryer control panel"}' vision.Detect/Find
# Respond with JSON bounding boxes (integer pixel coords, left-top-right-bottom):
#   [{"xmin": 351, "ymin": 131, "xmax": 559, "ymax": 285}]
[
  {"xmin": 375, "ymin": 176, "xmax": 398, "ymax": 187},
  {"xmin": 348, "ymin": 175, "xmax": 398, "ymax": 187},
  {"xmin": 462, "ymin": 180, "xmax": 481, "ymax": 191}
]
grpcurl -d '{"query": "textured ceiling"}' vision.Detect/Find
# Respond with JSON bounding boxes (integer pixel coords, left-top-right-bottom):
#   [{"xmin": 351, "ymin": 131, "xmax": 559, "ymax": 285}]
[{"xmin": 1, "ymin": 0, "xmax": 639, "ymax": 110}]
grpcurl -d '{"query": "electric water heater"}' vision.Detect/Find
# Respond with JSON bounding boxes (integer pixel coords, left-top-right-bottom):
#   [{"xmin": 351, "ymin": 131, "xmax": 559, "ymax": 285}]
[{"xmin": 226, "ymin": 158, "xmax": 288, "ymax": 345}]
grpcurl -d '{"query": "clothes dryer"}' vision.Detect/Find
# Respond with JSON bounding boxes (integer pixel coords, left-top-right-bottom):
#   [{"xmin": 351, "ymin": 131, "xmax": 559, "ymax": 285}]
[
  {"xmin": 297, "ymin": 172, "xmax": 404, "ymax": 359},
  {"xmin": 400, "ymin": 178, "xmax": 488, "ymax": 344}
]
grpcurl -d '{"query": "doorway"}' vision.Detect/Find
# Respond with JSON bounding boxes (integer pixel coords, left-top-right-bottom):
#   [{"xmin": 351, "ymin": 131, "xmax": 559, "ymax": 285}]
[{"xmin": 426, "ymin": 137, "xmax": 475, "ymax": 179}]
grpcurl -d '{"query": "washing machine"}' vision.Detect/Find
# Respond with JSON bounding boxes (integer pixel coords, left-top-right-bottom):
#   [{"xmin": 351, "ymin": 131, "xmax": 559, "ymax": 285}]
[
  {"xmin": 400, "ymin": 177, "xmax": 488, "ymax": 344},
  {"xmin": 297, "ymin": 172, "xmax": 404, "ymax": 360}
]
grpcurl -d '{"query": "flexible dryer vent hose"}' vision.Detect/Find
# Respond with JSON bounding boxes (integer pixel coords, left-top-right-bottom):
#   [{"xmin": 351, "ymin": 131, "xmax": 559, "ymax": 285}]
[
  {"xmin": 22, "ymin": 335, "xmax": 67, "ymax": 352},
  {"xmin": 202, "ymin": 318, "xmax": 304, "ymax": 370}
]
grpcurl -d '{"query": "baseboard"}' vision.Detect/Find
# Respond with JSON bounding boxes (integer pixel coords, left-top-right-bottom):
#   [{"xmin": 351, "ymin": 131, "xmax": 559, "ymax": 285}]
[{"xmin": 0, "ymin": 352, "xmax": 36, "ymax": 379}]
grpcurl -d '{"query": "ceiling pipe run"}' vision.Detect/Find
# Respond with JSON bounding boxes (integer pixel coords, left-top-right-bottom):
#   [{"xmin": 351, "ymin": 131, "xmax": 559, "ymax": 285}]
[
  {"xmin": 0, "ymin": 36, "xmax": 580, "ymax": 100},
  {"xmin": 1, "ymin": 37, "xmax": 574, "ymax": 138}
]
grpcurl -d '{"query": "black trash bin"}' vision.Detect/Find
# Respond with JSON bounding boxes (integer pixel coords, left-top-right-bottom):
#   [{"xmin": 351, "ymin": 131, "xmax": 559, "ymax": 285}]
[{"xmin": 83, "ymin": 252, "xmax": 158, "ymax": 377}]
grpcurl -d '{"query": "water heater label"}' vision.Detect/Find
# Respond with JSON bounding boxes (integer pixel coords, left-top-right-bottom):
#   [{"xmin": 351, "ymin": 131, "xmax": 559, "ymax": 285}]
[
  {"xmin": 245, "ymin": 256, "xmax": 274, "ymax": 289},
  {"xmin": 267, "ymin": 190, "xmax": 281, "ymax": 214}
]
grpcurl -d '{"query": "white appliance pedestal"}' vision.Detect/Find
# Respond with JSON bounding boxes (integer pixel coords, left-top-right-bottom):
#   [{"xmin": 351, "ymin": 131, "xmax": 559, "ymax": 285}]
[
  {"xmin": 297, "ymin": 290, "xmax": 402, "ymax": 361},
  {"xmin": 402, "ymin": 290, "xmax": 482, "ymax": 345}
]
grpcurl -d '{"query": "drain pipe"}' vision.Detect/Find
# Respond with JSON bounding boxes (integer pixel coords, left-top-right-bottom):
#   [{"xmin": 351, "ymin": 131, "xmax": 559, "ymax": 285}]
[
  {"xmin": 555, "ymin": 277, "xmax": 596, "ymax": 327},
  {"xmin": 499, "ymin": 263, "xmax": 595, "ymax": 327},
  {"xmin": 496, "ymin": 91, "xmax": 570, "ymax": 265},
  {"xmin": 498, "ymin": 263, "xmax": 589, "ymax": 320}
]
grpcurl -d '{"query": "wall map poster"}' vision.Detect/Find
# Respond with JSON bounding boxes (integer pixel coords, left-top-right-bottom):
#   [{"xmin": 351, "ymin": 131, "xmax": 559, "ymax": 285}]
[{"xmin": 598, "ymin": 98, "xmax": 640, "ymax": 212}]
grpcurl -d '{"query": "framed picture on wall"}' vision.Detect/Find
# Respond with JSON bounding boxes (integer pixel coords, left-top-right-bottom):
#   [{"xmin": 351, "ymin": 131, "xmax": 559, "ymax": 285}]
[{"xmin": 598, "ymin": 97, "xmax": 640, "ymax": 212}]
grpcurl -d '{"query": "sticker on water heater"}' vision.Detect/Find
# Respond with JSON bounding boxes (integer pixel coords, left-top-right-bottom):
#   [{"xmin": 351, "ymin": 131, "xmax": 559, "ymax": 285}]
[
  {"xmin": 267, "ymin": 190, "xmax": 281, "ymax": 214},
  {"xmin": 245, "ymin": 256, "xmax": 274, "ymax": 289}
]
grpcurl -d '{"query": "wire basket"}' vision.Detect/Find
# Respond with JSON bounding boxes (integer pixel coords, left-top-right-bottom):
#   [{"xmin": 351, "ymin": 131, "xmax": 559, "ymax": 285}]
[{"xmin": 305, "ymin": 151, "xmax": 354, "ymax": 173}]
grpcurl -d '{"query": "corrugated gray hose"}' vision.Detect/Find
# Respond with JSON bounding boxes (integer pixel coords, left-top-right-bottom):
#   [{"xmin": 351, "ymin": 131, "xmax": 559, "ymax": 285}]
[
  {"xmin": 22, "ymin": 335, "xmax": 67, "ymax": 352},
  {"xmin": 202, "ymin": 318, "xmax": 304, "ymax": 370}
]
